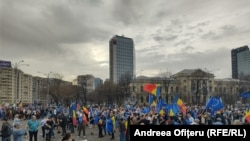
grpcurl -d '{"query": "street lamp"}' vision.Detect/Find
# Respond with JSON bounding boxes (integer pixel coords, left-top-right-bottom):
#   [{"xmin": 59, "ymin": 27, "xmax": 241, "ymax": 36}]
[
  {"xmin": 38, "ymin": 71, "xmax": 53, "ymax": 106},
  {"xmin": 12, "ymin": 60, "xmax": 29, "ymax": 107}
]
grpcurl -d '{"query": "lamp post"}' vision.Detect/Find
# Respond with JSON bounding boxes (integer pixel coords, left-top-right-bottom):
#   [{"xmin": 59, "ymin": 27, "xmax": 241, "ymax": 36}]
[
  {"xmin": 12, "ymin": 60, "xmax": 29, "ymax": 107},
  {"xmin": 38, "ymin": 71, "xmax": 53, "ymax": 106}
]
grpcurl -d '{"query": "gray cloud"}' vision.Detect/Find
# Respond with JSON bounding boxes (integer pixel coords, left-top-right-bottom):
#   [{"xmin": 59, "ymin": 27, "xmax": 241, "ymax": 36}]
[
  {"xmin": 137, "ymin": 47, "xmax": 231, "ymax": 78},
  {"xmin": 1, "ymin": 0, "xmax": 250, "ymax": 81},
  {"xmin": 201, "ymin": 31, "xmax": 218, "ymax": 40},
  {"xmin": 152, "ymin": 34, "xmax": 178, "ymax": 42}
]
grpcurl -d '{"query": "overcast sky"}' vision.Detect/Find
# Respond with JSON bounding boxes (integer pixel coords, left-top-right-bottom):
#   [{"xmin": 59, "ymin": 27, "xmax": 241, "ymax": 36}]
[{"xmin": 1, "ymin": 0, "xmax": 250, "ymax": 81}]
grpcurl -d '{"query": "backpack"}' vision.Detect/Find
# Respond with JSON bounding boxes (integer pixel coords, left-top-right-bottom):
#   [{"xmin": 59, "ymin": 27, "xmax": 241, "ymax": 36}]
[
  {"xmin": 6, "ymin": 124, "xmax": 13, "ymax": 136},
  {"xmin": 98, "ymin": 119, "xmax": 103, "ymax": 125}
]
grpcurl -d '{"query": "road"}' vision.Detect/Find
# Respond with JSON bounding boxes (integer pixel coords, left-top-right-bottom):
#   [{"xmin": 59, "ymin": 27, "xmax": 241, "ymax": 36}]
[{"xmin": 6, "ymin": 119, "xmax": 121, "ymax": 141}]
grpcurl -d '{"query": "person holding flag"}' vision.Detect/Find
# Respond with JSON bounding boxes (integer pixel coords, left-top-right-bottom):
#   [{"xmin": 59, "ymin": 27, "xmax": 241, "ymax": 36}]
[
  {"xmin": 69, "ymin": 102, "xmax": 77, "ymax": 127},
  {"xmin": 77, "ymin": 110, "xmax": 87, "ymax": 138}
]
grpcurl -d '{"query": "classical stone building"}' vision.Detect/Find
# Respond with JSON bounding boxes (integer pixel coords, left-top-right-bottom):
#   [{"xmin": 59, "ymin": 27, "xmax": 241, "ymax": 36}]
[{"xmin": 131, "ymin": 69, "xmax": 250, "ymax": 105}]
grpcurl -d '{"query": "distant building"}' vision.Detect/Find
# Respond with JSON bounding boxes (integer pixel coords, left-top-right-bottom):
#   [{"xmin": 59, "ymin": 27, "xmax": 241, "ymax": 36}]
[
  {"xmin": 77, "ymin": 75, "xmax": 95, "ymax": 93},
  {"xmin": 0, "ymin": 60, "xmax": 33, "ymax": 105},
  {"xmin": 0, "ymin": 65, "xmax": 14, "ymax": 104},
  {"xmin": 109, "ymin": 35, "xmax": 135, "ymax": 83},
  {"xmin": 231, "ymin": 45, "xmax": 249, "ymax": 79},
  {"xmin": 94, "ymin": 78, "xmax": 103, "ymax": 89},
  {"xmin": 237, "ymin": 49, "xmax": 250, "ymax": 77},
  {"xmin": 132, "ymin": 69, "xmax": 250, "ymax": 105},
  {"xmin": 32, "ymin": 76, "xmax": 47, "ymax": 105},
  {"xmin": 20, "ymin": 73, "xmax": 33, "ymax": 104},
  {"xmin": 72, "ymin": 79, "xmax": 78, "ymax": 85}
]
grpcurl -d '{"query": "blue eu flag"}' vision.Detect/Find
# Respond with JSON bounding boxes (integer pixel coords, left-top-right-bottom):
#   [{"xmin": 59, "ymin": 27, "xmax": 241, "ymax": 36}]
[{"xmin": 205, "ymin": 96, "xmax": 223, "ymax": 115}]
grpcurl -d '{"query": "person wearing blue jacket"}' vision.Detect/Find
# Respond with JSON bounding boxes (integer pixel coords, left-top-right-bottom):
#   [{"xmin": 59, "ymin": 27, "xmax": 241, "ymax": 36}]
[
  {"xmin": 27, "ymin": 115, "xmax": 40, "ymax": 141},
  {"xmin": 13, "ymin": 123, "xmax": 27, "ymax": 141},
  {"xmin": 106, "ymin": 112, "xmax": 115, "ymax": 140},
  {"xmin": 106, "ymin": 116, "xmax": 113, "ymax": 138}
]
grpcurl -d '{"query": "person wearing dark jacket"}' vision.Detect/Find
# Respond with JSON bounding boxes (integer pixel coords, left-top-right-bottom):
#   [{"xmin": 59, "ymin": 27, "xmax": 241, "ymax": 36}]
[
  {"xmin": 44, "ymin": 117, "xmax": 54, "ymax": 141},
  {"xmin": 67, "ymin": 116, "xmax": 74, "ymax": 133},
  {"xmin": 59, "ymin": 114, "xmax": 68, "ymax": 136},
  {"xmin": 1, "ymin": 118, "xmax": 12, "ymax": 141}
]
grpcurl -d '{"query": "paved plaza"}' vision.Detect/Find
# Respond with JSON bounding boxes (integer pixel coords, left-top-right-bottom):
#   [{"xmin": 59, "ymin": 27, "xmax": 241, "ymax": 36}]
[{"xmin": 5, "ymin": 119, "xmax": 121, "ymax": 141}]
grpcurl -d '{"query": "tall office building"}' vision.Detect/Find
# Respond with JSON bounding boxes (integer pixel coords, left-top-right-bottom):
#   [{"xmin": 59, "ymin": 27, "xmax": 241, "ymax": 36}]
[
  {"xmin": 231, "ymin": 45, "xmax": 249, "ymax": 79},
  {"xmin": 237, "ymin": 49, "xmax": 250, "ymax": 77},
  {"xmin": 109, "ymin": 35, "xmax": 135, "ymax": 83}
]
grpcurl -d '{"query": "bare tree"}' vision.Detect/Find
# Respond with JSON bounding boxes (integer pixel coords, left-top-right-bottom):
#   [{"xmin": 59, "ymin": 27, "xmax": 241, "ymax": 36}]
[
  {"xmin": 118, "ymin": 72, "xmax": 133, "ymax": 104},
  {"xmin": 158, "ymin": 70, "xmax": 173, "ymax": 103},
  {"xmin": 77, "ymin": 76, "xmax": 87, "ymax": 105},
  {"xmin": 49, "ymin": 73, "xmax": 64, "ymax": 105},
  {"xmin": 59, "ymin": 85, "xmax": 78, "ymax": 106},
  {"xmin": 90, "ymin": 80, "xmax": 118, "ymax": 105}
]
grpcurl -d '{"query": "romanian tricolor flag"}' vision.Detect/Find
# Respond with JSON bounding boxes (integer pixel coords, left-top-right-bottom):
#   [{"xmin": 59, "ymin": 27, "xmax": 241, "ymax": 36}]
[
  {"xmin": 245, "ymin": 106, "xmax": 250, "ymax": 123},
  {"xmin": 173, "ymin": 95, "xmax": 187, "ymax": 115},
  {"xmin": 70, "ymin": 102, "xmax": 77, "ymax": 126},
  {"xmin": 176, "ymin": 98, "xmax": 187, "ymax": 115},
  {"xmin": 82, "ymin": 106, "xmax": 89, "ymax": 115},
  {"xmin": 143, "ymin": 83, "xmax": 161, "ymax": 97}
]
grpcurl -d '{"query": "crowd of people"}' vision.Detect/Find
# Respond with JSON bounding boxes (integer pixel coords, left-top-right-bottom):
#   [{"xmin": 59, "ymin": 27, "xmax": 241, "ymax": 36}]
[{"xmin": 0, "ymin": 102, "xmax": 249, "ymax": 141}]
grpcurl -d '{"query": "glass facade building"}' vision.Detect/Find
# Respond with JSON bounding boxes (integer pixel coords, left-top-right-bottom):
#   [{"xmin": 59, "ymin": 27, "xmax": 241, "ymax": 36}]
[
  {"xmin": 109, "ymin": 35, "xmax": 135, "ymax": 83},
  {"xmin": 237, "ymin": 50, "xmax": 250, "ymax": 77},
  {"xmin": 231, "ymin": 45, "xmax": 249, "ymax": 79}
]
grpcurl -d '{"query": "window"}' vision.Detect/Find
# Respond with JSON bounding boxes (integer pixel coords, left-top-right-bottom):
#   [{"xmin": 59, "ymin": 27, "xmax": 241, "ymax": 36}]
[
  {"xmin": 176, "ymin": 87, "xmax": 178, "ymax": 93},
  {"xmin": 183, "ymin": 86, "xmax": 187, "ymax": 92}
]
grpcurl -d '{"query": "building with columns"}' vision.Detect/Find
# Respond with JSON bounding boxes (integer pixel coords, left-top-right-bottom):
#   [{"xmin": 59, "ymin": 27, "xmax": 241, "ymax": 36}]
[{"xmin": 131, "ymin": 69, "xmax": 250, "ymax": 105}]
